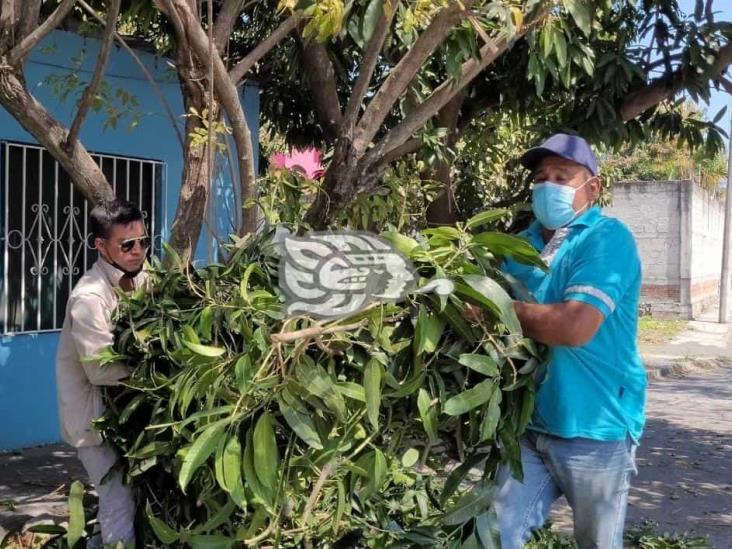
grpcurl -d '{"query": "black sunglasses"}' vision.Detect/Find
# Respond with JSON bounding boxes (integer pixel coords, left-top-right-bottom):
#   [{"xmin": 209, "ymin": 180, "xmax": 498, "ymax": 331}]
[{"xmin": 118, "ymin": 236, "xmax": 151, "ymax": 253}]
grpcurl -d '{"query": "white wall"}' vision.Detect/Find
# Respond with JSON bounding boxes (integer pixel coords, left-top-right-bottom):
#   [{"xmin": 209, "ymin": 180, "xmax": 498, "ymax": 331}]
[
  {"xmin": 689, "ymin": 184, "xmax": 724, "ymax": 315},
  {"xmin": 605, "ymin": 180, "xmax": 725, "ymax": 319},
  {"xmin": 605, "ymin": 181, "xmax": 683, "ymax": 316}
]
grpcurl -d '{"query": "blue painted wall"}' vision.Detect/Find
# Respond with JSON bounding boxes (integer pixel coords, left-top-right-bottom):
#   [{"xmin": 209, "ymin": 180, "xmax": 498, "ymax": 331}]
[{"xmin": 0, "ymin": 31, "xmax": 259, "ymax": 451}]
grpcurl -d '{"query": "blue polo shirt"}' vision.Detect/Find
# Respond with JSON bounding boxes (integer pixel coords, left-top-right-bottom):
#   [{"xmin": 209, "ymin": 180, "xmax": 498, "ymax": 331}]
[{"xmin": 504, "ymin": 207, "xmax": 647, "ymax": 442}]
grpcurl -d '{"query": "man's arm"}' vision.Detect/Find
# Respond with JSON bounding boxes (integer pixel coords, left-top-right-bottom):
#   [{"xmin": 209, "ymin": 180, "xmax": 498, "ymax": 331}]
[
  {"xmin": 69, "ymin": 295, "xmax": 131, "ymax": 385},
  {"xmin": 514, "ymin": 300, "xmax": 604, "ymax": 347}
]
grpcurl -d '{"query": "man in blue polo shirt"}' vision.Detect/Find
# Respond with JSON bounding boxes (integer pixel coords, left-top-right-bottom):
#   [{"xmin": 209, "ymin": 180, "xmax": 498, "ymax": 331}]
[{"xmin": 490, "ymin": 134, "xmax": 647, "ymax": 548}]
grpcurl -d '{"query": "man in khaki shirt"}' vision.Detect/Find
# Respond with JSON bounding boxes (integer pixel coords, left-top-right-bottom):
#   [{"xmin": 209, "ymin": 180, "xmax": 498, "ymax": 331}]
[{"xmin": 56, "ymin": 199, "xmax": 149, "ymax": 547}]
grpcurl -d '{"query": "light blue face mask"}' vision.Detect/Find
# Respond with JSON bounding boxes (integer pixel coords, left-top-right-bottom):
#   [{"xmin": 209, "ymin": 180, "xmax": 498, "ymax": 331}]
[{"xmin": 531, "ymin": 179, "xmax": 594, "ymax": 230}]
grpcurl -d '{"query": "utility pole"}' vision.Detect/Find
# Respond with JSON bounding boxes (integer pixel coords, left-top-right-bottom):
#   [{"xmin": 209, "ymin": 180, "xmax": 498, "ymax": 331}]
[{"xmin": 719, "ymin": 114, "xmax": 732, "ymax": 323}]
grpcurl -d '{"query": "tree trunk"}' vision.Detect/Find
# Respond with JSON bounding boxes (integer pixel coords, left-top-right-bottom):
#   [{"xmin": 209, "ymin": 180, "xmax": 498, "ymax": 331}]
[
  {"xmin": 425, "ymin": 90, "xmax": 466, "ymax": 226},
  {"xmin": 303, "ymin": 139, "xmax": 380, "ymax": 229},
  {"xmin": 0, "ymin": 67, "xmax": 114, "ymax": 205},
  {"xmin": 167, "ymin": 51, "xmax": 217, "ymax": 260}
]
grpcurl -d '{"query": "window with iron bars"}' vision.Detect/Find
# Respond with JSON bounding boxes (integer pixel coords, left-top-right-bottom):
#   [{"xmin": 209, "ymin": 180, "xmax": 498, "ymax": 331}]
[{"xmin": 1, "ymin": 141, "xmax": 165, "ymax": 335}]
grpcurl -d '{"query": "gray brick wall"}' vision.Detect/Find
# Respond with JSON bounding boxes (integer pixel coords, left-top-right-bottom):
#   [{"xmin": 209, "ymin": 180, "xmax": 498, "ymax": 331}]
[{"xmin": 604, "ymin": 180, "xmax": 723, "ymax": 319}]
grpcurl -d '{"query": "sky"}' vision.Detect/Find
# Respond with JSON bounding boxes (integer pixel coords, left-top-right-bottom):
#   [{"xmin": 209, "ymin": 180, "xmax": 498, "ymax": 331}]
[{"xmin": 678, "ymin": 0, "xmax": 732, "ymax": 145}]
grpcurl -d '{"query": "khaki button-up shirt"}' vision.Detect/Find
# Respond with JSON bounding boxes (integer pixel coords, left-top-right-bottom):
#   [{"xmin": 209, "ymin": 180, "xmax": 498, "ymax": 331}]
[{"xmin": 55, "ymin": 259, "xmax": 146, "ymax": 448}]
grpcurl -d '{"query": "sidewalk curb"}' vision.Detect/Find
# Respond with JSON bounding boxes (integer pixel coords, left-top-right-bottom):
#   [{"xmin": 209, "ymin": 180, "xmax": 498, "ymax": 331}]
[{"xmin": 643, "ymin": 355, "xmax": 726, "ymax": 380}]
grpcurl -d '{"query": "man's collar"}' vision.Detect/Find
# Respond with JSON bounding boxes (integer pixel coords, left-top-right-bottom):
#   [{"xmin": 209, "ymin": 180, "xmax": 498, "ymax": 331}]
[
  {"xmin": 568, "ymin": 205, "xmax": 601, "ymax": 228},
  {"xmin": 95, "ymin": 257, "xmax": 145, "ymax": 289}
]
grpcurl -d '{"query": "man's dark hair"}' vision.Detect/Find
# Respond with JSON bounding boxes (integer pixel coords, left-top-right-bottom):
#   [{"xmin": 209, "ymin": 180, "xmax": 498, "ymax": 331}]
[{"xmin": 89, "ymin": 199, "xmax": 144, "ymax": 239}]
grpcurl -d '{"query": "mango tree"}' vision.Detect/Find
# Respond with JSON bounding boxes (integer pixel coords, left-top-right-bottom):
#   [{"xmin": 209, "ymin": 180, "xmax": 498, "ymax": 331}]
[{"xmin": 0, "ymin": 1, "xmax": 731, "ymax": 250}]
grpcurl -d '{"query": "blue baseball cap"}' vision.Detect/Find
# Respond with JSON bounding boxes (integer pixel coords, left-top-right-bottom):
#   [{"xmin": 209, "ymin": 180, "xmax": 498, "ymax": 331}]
[{"xmin": 520, "ymin": 133, "xmax": 598, "ymax": 176}]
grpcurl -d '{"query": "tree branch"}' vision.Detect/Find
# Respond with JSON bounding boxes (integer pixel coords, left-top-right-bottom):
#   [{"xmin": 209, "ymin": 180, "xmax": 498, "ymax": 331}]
[
  {"xmin": 619, "ymin": 41, "xmax": 732, "ymax": 121},
  {"xmin": 212, "ymin": 0, "xmax": 243, "ymax": 53},
  {"xmin": 341, "ymin": 0, "xmax": 396, "ymax": 134},
  {"xmin": 18, "ymin": 0, "xmax": 41, "ymax": 42},
  {"xmin": 718, "ymin": 75, "xmax": 732, "ymax": 95},
  {"xmin": 65, "ymin": 0, "xmax": 120, "ymax": 150},
  {"xmin": 0, "ymin": 0, "xmax": 19, "ymax": 29},
  {"xmin": 161, "ymin": 0, "xmax": 259, "ymax": 234},
  {"xmin": 367, "ymin": 29, "xmax": 523, "ymax": 167},
  {"xmin": 0, "ymin": 68, "xmax": 114, "ymax": 204},
  {"xmin": 297, "ymin": 31, "xmax": 343, "ymax": 141},
  {"xmin": 78, "ymin": 0, "xmax": 185, "ymax": 150},
  {"xmin": 377, "ymin": 137, "xmax": 421, "ymax": 166},
  {"xmin": 229, "ymin": 11, "xmax": 302, "ymax": 84},
  {"xmin": 7, "ymin": 0, "xmax": 75, "ymax": 64},
  {"xmin": 352, "ymin": 0, "xmax": 471, "ymax": 153},
  {"xmin": 425, "ymin": 89, "xmax": 466, "ymax": 226}
]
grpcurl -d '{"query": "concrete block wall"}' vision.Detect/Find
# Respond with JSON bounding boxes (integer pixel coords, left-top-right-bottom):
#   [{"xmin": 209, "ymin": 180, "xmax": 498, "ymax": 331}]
[
  {"xmin": 605, "ymin": 180, "xmax": 724, "ymax": 319},
  {"xmin": 605, "ymin": 181, "xmax": 685, "ymax": 317},
  {"xmin": 689, "ymin": 184, "xmax": 725, "ymax": 317}
]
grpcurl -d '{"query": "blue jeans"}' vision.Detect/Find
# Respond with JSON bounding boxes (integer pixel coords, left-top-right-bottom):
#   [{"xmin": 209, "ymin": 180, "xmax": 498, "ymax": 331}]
[{"xmin": 492, "ymin": 431, "xmax": 637, "ymax": 548}]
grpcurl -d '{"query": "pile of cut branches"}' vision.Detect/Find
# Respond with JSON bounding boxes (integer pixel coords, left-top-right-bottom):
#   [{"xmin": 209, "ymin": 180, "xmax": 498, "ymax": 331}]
[{"xmin": 97, "ymin": 210, "xmax": 545, "ymax": 548}]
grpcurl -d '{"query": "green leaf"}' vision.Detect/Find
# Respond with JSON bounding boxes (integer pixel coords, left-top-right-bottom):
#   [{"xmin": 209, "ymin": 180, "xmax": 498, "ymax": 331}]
[
  {"xmin": 253, "ymin": 412, "xmax": 279, "ymax": 492},
  {"xmin": 470, "ymin": 232, "xmax": 545, "ymax": 270},
  {"xmin": 462, "ymin": 275, "xmax": 522, "ymax": 334},
  {"xmin": 464, "ymin": 209, "xmax": 508, "ymax": 231},
  {"xmin": 361, "ymin": 0, "xmax": 383, "ymax": 44},
  {"xmin": 66, "ymin": 481, "xmax": 85, "ymax": 548},
  {"xmin": 119, "ymin": 393, "xmax": 146, "ymax": 424},
  {"xmin": 364, "ymin": 359, "xmax": 382, "ymax": 430},
  {"xmin": 415, "ymin": 306, "xmax": 445, "ymax": 355},
  {"xmin": 540, "ymin": 25, "xmax": 553, "ymax": 57},
  {"xmin": 458, "ymin": 353, "xmax": 499, "ymax": 377},
  {"xmin": 417, "ymin": 388, "xmax": 438, "ymax": 442},
  {"xmin": 517, "ymin": 389, "xmax": 535, "ymax": 432},
  {"xmin": 182, "ymin": 324, "xmax": 200, "ymax": 344},
  {"xmin": 334, "ymin": 480, "xmax": 346, "ymax": 533},
  {"xmin": 476, "ymin": 509, "xmax": 501, "ymax": 549},
  {"xmin": 179, "ymin": 419, "xmax": 228, "ymax": 492},
  {"xmin": 554, "ymin": 30, "xmax": 567, "ymax": 67},
  {"xmin": 423, "ymin": 226, "xmax": 462, "ymax": 240},
  {"xmin": 440, "ymin": 452, "xmax": 487, "ymax": 505},
  {"xmin": 296, "ymin": 359, "xmax": 347, "ymax": 420},
  {"xmin": 401, "ymin": 448, "xmax": 419, "ymax": 467},
  {"xmin": 239, "ymin": 263, "xmax": 262, "ymax": 302},
  {"xmin": 235, "ymin": 355, "xmax": 253, "ymax": 393},
  {"xmin": 28, "ymin": 524, "xmax": 67, "ymax": 535},
  {"xmin": 441, "ymin": 485, "xmax": 495, "ymax": 526},
  {"xmin": 182, "ymin": 339, "xmax": 226, "ymax": 357},
  {"xmin": 381, "ymin": 230, "xmax": 420, "ymax": 256},
  {"xmin": 188, "ymin": 534, "xmax": 235, "ymax": 549},
  {"xmin": 443, "ymin": 380, "xmax": 495, "ymax": 416},
  {"xmin": 217, "ymin": 435, "xmax": 246, "ymax": 508},
  {"xmin": 368, "ymin": 449, "xmax": 388, "ymax": 496},
  {"xmin": 336, "ymin": 381, "xmax": 366, "ymax": 402},
  {"xmin": 146, "ymin": 503, "xmax": 180, "ymax": 544},
  {"xmin": 347, "ymin": 13, "xmax": 365, "ymax": 49},
  {"xmin": 563, "ymin": 0, "xmax": 591, "ymax": 36},
  {"xmin": 242, "ymin": 429, "xmax": 272, "ymax": 509},
  {"xmin": 461, "ymin": 532, "xmax": 481, "ymax": 549},
  {"xmin": 479, "ymin": 387, "xmax": 503, "ymax": 442},
  {"xmin": 199, "ymin": 306, "xmax": 214, "ymax": 340},
  {"xmin": 713, "ymin": 105, "xmax": 728, "ymax": 124},
  {"xmin": 278, "ymin": 391, "xmax": 323, "ymax": 449}
]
